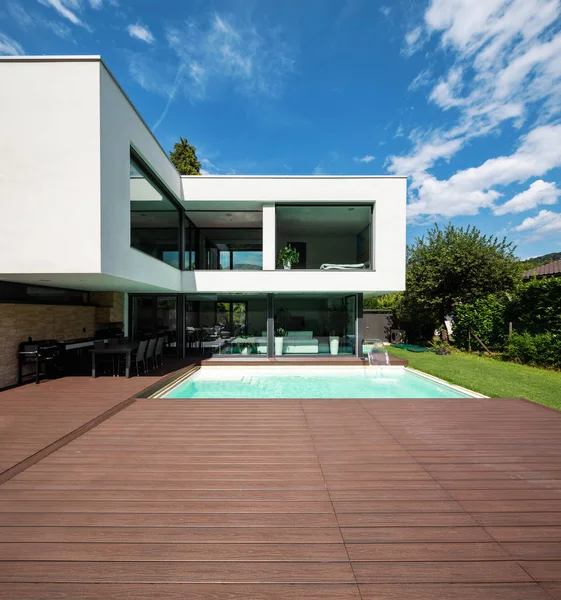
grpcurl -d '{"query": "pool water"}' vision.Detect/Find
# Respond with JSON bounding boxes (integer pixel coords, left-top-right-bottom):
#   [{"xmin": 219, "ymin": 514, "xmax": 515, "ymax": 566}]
[{"xmin": 163, "ymin": 366, "xmax": 472, "ymax": 399}]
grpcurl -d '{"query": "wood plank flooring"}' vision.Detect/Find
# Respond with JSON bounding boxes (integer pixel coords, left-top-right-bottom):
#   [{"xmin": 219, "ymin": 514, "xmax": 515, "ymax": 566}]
[{"xmin": 0, "ymin": 395, "xmax": 560, "ymax": 598}]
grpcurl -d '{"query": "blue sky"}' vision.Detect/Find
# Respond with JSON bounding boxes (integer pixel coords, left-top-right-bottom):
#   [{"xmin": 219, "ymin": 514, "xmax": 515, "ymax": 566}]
[{"xmin": 1, "ymin": 0, "xmax": 561, "ymax": 259}]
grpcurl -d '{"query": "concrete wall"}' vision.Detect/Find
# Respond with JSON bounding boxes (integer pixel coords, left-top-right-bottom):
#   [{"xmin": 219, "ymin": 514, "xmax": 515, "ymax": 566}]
[
  {"xmin": 0, "ymin": 58, "xmax": 102, "ymax": 275},
  {"xmin": 0, "ymin": 304, "xmax": 96, "ymax": 389},
  {"xmin": 99, "ymin": 63, "xmax": 182, "ymax": 292}
]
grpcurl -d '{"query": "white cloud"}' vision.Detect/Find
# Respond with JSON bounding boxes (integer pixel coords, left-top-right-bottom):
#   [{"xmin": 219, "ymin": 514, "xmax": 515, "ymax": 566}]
[
  {"xmin": 494, "ymin": 180, "xmax": 560, "ymax": 215},
  {"xmin": 8, "ymin": 2, "xmax": 74, "ymax": 39},
  {"xmin": 406, "ymin": 124, "xmax": 561, "ymax": 220},
  {"xmin": 38, "ymin": 0, "xmax": 83, "ymax": 26},
  {"xmin": 515, "ymin": 209, "xmax": 561, "ymax": 240},
  {"xmin": 391, "ymin": 0, "xmax": 561, "ymax": 221},
  {"xmin": 0, "ymin": 32, "xmax": 24, "ymax": 55},
  {"xmin": 354, "ymin": 155, "xmax": 375, "ymax": 164},
  {"xmin": 37, "ymin": 0, "xmax": 112, "ymax": 29},
  {"xmin": 129, "ymin": 12, "xmax": 295, "ymax": 129},
  {"xmin": 127, "ymin": 23, "xmax": 154, "ymax": 44},
  {"xmin": 380, "ymin": 6, "xmax": 391, "ymax": 17},
  {"xmin": 404, "ymin": 26, "xmax": 424, "ymax": 56}
]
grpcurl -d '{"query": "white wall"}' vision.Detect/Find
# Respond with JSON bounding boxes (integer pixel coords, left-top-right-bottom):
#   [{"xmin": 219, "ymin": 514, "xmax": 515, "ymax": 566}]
[
  {"xmin": 0, "ymin": 58, "xmax": 102, "ymax": 275},
  {"xmin": 99, "ymin": 63, "xmax": 182, "ymax": 292},
  {"xmin": 182, "ymin": 269, "xmax": 404, "ymax": 294}
]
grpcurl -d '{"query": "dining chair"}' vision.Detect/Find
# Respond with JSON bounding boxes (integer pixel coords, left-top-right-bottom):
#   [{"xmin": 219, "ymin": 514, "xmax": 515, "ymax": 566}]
[
  {"xmin": 145, "ymin": 338, "xmax": 157, "ymax": 370},
  {"xmin": 155, "ymin": 337, "xmax": 164, "ymax": 368},
  {"xmin": 134, "ymin": 340, "xmax": 148, "ymax": 376}
]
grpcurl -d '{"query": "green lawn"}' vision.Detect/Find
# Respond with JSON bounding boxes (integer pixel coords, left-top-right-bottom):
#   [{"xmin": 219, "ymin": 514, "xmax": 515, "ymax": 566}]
[{"xmin": 387, "ymin": 346, "xmax": 561, "ymax": 411}]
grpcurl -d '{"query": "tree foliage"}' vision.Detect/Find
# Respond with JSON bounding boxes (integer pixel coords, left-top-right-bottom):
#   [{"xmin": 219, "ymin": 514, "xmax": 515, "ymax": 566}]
[
  {"xmin": 453, "ymin": 295, "xmax": 508, "ymax": 350},
  {"xmin": 403, "ymin": 224, "xmax": 520, "ymax": 340},
  {"xmin": 507, "ymin": 277, "xmax": 561, "ymax": 334},
  {"xmin": 169, "ymin": 137, "xmax": 201, "ymax": 175}
]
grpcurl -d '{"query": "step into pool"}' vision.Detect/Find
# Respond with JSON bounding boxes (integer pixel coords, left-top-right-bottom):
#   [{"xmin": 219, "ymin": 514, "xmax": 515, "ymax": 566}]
[{"xmin": 162, "ymin": 366, "xmax": 475, "ymax": 399}]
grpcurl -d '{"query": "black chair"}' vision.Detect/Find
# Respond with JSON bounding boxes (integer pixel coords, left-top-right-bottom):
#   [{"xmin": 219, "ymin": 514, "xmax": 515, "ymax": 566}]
[
  {"xmin": 145, "ymin": 338, "xmax": 157, "ymax": 370},
  {"xmin": 133, "ymin": 340, "xmax": 148, "ymax": 376}
]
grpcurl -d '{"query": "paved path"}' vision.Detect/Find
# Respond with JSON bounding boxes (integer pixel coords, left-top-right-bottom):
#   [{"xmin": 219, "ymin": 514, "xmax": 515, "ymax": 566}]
[{"xmin": 0, "ymin": 396, "xmax": 560, "ymax": 598}]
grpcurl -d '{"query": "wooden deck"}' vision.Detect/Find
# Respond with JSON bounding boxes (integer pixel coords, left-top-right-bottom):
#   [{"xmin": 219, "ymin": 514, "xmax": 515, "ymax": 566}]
[{"xmin": 0, "ymin": 382, "xmax": 560, "ymax": 597}]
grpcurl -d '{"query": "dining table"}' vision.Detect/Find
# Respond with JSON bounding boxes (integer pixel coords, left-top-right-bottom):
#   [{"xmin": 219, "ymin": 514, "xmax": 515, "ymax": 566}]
[{"xmin": 90, "ymin": 341, "xmax": 138, "ymax": 379}]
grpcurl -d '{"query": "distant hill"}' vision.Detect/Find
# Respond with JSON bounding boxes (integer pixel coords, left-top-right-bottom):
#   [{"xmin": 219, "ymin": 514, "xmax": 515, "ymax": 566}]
[{"xmin": 519, "ymin": 252, "xmax": 561, "ymax": 270}]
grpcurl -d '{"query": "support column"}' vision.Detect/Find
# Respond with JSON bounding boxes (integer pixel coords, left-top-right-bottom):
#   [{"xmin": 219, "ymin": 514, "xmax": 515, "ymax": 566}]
[
  {"xmin": 355, "ymin": 293, "xmax": 364, "ymax": 358},
  {"xmin": 262, "ymin": 204, "xmax": 276, "ymax": 270},
  {"xmin": 266, "ymin": 293, "xmax": 274, "ymax": 358}
]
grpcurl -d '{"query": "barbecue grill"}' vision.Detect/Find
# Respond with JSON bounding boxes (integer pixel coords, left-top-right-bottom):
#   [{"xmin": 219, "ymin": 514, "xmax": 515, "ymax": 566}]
[{"xmin": 18, "ymin": 339, "xmax": 64, "ymax": 384}]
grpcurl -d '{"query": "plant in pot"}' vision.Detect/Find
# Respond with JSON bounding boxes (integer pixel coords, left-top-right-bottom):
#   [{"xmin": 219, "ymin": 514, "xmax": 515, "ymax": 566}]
[
  {"xmin": 274, "ymin": 327, "xmax": 286, "ymax": 356},
  {"xmin": 277, "ymin": 245, "xmax": 300, "ymax": 270},
  {"xmin": 237, "ymin": 336, "xmax": 253, "ymax": 355}
]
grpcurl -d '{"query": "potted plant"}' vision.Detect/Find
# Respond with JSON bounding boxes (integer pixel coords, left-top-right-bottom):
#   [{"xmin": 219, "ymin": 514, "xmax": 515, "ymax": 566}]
[
  {"xmin": 275, "ymin": 327, "xmax": 286, "ymax": 355},
  {"xmin": 277, "ymin": 245, "xmax": 300, "ymax": 270},
  {"xmin": 237, "ymin": 336, "xmax": 253, "ymax": 355},
  {"xmin": 329, "ymin": 330, "xmax": 340, "ymax": 355}
]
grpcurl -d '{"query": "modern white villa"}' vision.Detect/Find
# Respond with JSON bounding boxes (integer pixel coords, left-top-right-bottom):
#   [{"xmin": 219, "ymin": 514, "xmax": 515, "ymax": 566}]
[{"xmin": 0, "ymin": 56, "xmax": 406, "ymax": 388}]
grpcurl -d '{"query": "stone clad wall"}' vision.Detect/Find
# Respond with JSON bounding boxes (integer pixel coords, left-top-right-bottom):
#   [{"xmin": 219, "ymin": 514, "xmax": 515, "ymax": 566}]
[{"xmin": 0, "ymin": 304, "xmax": 96, "ymax": 389}]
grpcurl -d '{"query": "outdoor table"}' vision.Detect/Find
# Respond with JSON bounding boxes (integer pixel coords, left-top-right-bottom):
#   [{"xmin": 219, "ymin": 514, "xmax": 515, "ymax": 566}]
[{"xmin": 90, "ymin": 342, "xmax": 138, "ymax": 379}]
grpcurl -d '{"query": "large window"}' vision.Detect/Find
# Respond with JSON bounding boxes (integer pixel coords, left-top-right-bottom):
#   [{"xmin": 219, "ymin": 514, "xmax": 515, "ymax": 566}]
[
  {"xmin": 276, "ymin": 205, "xmax": 372, "ymax": 270},
  {"xmin": 274, "ymin": 295, "xmax": 356, "ymax": 356},
  {"xmin": 185, "ymin": 211, "xmax": 263, "ymax": 271},
  {"xmin": 185, "ymin": 295, "xmax": 267, "ymax": 356},
  {"xmin": 130, "ymin": 156, "xmax": 180, "ymax": 268}
]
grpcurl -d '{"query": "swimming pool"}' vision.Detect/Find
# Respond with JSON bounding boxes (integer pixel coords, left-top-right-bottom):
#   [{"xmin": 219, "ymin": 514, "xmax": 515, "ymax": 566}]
[{"xmin": 161, "ymin": 366, "xmax": 475, "ymax": 399}]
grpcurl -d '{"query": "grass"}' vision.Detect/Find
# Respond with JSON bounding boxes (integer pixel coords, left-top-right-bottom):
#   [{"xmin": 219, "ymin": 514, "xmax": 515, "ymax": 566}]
[{"xmin": 387, "ymin": 346, "xmax": 561, "ymax": 411}]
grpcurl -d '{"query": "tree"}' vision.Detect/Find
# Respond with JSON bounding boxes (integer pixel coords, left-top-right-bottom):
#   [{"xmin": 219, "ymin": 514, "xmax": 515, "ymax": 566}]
[
  {"xmin": 403, "ymin": 224, "xmax": 520, "ymax": 341},
  {"xmin": 169, "ymin": 137, "xmax": 201, "ymax": 175}
]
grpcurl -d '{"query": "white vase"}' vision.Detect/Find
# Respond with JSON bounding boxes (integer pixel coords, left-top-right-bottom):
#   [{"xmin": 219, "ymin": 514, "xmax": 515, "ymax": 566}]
[
  {"xmin": 274, "ymin": 337, "xmax": 284, "ymax": 355},
  {"xmin": 240, "ymin": 346, "xmax": 252, "ymax": 355},
  {"xmin": 329, "ymin": 336, "xmax": 339, "ymax": 355},
  {"xmin": 283, "ymin": 260, "xmax": 291, "ymax": 270}
]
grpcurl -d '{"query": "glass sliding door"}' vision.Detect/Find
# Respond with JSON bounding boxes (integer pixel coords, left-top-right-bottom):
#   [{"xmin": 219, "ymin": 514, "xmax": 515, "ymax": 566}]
[
  {"xmin": 273, "ymin": 295, "xmax": 357, "ymax": 356},
  {"xmin": 184, "ymin": 295, "xmax": 266, "ymax": 357},
  {"xmin": 130, "ymin": 295, "xmax": 178, "ymax": 355}
]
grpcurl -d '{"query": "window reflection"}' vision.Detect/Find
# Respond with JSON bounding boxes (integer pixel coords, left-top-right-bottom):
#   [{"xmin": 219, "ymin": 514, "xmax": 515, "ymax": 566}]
[{"xmin": 130, "ymin": 157, "xmax": 180, "ymax": 268}]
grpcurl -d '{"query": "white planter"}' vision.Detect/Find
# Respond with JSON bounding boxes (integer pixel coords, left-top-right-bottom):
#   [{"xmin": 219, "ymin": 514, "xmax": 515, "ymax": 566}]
[
  {"xmin": 283, "ymin": 260, "xmax": 291, "ymax": 270},
  {"xmin": 274, "ymin": 337, "xmax": 284, "ymax": 356},
  {"xmin": 329, "ymin": 336, "xmax": 339, "ymax": 355},
  {"xmin": 240, "ymin": 346, "xmax": 252, "ymax": 355}
]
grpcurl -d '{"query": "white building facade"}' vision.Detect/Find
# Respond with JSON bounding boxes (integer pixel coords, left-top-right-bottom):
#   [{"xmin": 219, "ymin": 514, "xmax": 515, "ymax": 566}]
[{"xmin": 0, "ymin": 56, "xmax": 406, "ymax": 376}]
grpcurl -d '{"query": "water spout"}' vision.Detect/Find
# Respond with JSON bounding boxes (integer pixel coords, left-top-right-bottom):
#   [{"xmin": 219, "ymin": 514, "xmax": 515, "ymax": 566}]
[{"xmin": 367, "ymin": 339, "xmax": 390, "ymax": 366}]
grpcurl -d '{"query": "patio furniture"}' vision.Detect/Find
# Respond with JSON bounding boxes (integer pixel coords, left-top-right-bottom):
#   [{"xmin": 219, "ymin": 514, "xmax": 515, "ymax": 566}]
[
  {"xmin": 90, "ymin": 341, "xmax": 138, "ymax": 378},
  {"xmin": 145, "ymin": 338, "xmax": 157, "ymax": 370},
  {"xmin": 320, "ymin": 262, "xmax": 370, "ymax": 270},
  {"xmin": 283, "ymin": 331, "xmax": 319, "ymax": 354},
  {"xmin": 93, "ymin": 340, "xmax": 116, "ymax": 375},
  {"xmin": 133, "ymin": 339, "xmax": 148, "ymax": 375},
  {"xmin": 154, "ymin": 336, "xmax": 164, "ymax": 367}
]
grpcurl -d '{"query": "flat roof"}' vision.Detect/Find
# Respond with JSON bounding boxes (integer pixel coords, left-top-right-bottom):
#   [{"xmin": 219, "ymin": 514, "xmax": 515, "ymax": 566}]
[{"xmin": 183, "ymin": 175, "xmax": 407, "ymax": 179}]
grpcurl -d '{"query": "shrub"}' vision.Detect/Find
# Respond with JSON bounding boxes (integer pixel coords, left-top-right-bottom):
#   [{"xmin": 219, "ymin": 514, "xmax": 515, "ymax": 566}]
[
  {"xmin": 504, "ymin": 331, "xmax": 561, "ymax": 369},
  {"xmin": 508, "ymin": 277, "xmax": 561, "ymax": 334},
  {"xmin": 452, "ymin": 295, "xmax": 507, "ymax": 350}
]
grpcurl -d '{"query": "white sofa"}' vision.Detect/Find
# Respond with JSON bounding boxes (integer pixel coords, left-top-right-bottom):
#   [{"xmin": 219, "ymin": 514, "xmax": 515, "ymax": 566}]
[{"xmin": 283, "ymin": 331, "xmax": 319, "ymax": 354}]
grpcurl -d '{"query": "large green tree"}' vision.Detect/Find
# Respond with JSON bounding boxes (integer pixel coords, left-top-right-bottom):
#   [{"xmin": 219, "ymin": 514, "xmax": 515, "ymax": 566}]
[
  {"xmin": 169, "ymin": 137, "xmax": 201, "ymax": 175},
  {"xmin": 403, "ymin": 224, "xmax": 520, "ymax": 340}
]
